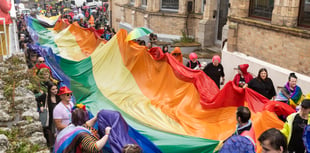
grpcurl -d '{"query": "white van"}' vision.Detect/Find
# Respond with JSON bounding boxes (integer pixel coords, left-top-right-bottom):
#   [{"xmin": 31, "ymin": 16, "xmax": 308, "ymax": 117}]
[
  {"xmin": 86, "ymin": 0, "xmax": 102, "ymax": 8},
  {"xmin": 69, "ymin": 0, "xmax": 101, "ymax": 8},
  {"xmin": 19, "ymin": 8, "xmax": 31, "ymax": 16},
  {"xmin": 69, "ymin": 0, "xmax": 86, "ymax": 8}
]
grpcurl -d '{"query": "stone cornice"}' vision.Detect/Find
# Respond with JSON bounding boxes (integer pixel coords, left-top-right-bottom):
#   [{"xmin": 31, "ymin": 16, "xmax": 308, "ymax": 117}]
[
  {"xmin": 115, "ymin": 3, "xmax": 203, "ymax": 19},
  {"xmin": 228, "ymin": 16, "xmax": 310, "ymax": 39}
]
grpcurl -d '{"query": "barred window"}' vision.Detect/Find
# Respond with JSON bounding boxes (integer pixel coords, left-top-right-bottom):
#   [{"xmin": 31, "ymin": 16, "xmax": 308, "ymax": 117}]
[
  {"xmin": 142, "ymin": 0, "xmax": 147, "ymax": 6},
  {"xmin": 249, "ymin": 0, "xmax": 274, "ymax": 20},
  {"xmin": 299, "ymin": 0, "xmax": 310, "ymax": 27},
  {"xmin": 161, "ymin": 0, "xmax": 179, "ymax": 10}
]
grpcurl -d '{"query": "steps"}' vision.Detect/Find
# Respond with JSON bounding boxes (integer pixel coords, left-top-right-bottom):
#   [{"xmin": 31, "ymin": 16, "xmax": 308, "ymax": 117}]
[{"xmin": 205, "ymin": 46, "xmax": 221, "ymax": 53}]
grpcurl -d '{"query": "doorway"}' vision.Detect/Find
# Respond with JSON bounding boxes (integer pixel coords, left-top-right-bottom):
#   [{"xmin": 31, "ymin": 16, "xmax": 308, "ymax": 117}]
[{"xmin": 215, "ymin": 0, "xmax": 229, "ymax": 43}]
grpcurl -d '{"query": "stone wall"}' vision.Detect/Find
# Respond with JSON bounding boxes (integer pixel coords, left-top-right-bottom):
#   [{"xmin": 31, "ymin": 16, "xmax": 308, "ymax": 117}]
[
  {"xmin": 271, "ymin": 0, "xmax": 300, "ymax": 27},
  {"xmin": 148, "ymin": 14, "xmax": 187, "ymax": 35},
  {"xmin": 0, "ymin": 54, "xmax": 48, "ymax": 152},
  {"xmin": 125, "ymin": 8, "xmax": 132, "ymax": 25},
  {"xmin": 135, "ymin": 11, "xmax": 145, "ymax": 28},
  {"xmin": 236, "ymin": 24, "xmax": 310, "ymax": 75},
  {"xmin": 114, "ymin": 4, "xmax": 203, "ymax": 37},
  {"xmin": 227, "ymin": 17, "xmax": 310, "ymax": 76}
]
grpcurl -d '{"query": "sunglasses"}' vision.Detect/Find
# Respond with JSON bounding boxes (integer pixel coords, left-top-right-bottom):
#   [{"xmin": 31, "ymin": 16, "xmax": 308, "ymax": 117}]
[
  {"xmin": 39, "ymin": 60, "xmax": 45, "ymax": 63},
  {"xmin": 66, "ymin": 93, "xmax": 72, "ymax": 96}
]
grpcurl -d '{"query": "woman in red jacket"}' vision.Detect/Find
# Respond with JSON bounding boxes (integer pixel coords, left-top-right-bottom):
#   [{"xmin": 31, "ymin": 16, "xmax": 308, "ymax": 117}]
[{"xmin": 233, "ymin": 64, "xmax": 253, "ymax": 88}]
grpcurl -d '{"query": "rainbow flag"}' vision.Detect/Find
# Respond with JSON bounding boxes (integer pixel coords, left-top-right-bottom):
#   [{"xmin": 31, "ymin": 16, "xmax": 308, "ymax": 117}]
[
  {"xmin": 36, "ymin": 15, "xmax": 60, "ymax": 28},
  {"xmin": 26, "ymin": 16, "xmax": 287, "ymax": 153}
]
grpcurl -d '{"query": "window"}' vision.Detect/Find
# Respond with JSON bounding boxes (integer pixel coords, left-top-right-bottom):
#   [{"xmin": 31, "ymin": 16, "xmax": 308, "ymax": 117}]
[
  {"xmin": 130, "ymin": 0, "xmax": 135, "ymax": 3},
  {"xmin": 249, "ymin": 0, "xmax": 274, "ymax": 20},
  {"xmin": 299, "ymin": 0, "xmax": 310, "ymax": 26},
  {"xmin": 161, "ymin": 0, "xmax": 179, "ymax": 10},
  {"xmin": 142, "ymin": 0, "xmax": 147, "ymax": 6}
]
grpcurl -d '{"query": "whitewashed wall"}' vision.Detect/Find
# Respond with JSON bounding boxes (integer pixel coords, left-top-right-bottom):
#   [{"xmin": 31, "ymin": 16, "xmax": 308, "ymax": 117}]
[{"xmin": 222, "ymin": 45, "xmax": 310, "ymax": 94}]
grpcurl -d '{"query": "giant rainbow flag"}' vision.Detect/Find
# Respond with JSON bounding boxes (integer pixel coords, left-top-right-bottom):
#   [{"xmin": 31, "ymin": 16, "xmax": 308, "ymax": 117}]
[{"xmin": 26, "ymin": 16, "xmax": 290, "ymax": 153}]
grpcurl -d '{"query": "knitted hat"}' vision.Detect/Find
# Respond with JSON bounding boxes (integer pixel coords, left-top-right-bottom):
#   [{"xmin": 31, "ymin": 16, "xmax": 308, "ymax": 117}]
[
  {"xmin": 189, "ymin": 52, "xmax": 198, "ymax": 61},
  {"xmin": 212, "ymin": 55, "xmax": 221, "ymax": 63}
]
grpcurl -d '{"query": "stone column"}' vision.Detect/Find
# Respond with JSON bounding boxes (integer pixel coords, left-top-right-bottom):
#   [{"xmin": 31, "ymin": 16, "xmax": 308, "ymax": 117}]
[
  {"xmin": 122, "ymin": 0, "xmax": 130, "ymax": 5},
  {"xmin": 144, "ymin": 14, "xmax": 149, "ymax": 28},
  {"xmin": 227, "ymin": 22, "xmax": 238, "ymax": 51},
  {"xmin": 146, "ymin": 0, "xmax": 160, "ymax": 12},
  {"xmin": 229, "ymin": 0, "xmax": 250, "ymax": 17},
  {"xmin": 179, "ymin": 0, "xmax": 187, "ymax": 14},
  {"xmin": 271, "ymin": 0, "xmax": 300, "ymax": 27},
  {"xmin": 197, "ymin": 0, "xmax": 217, "ymax": 47},
  {"xmin": 134, "ymin": 0, "xmax": 141, "ymax": 7},
  {"xmin": 195, "ymin": 0, "xmax": 203, "ymax": 13},
  {"xmin": 131, "ymin": 10, "xmax": 136, "ymax": 27},
  {"xmin": 121, "ymin": 7, "xmax": 125, "ymax": 22}
]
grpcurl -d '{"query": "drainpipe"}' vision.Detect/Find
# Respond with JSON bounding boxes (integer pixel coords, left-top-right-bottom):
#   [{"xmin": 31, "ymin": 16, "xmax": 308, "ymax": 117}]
[{"xmin": 109, "ymin": 0, "xmax": 112, "ymax": 27}]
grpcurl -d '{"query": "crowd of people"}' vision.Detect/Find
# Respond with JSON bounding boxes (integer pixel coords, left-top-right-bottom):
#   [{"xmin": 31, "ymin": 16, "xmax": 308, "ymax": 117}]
[
  {"xmin": 167, "ymin": 47, "xmax": 304, "ymax": 109},
  {"xmin": 134, "ymin": 34, "xmax": 309, "ymax": 153},
  {"xmin": 123, "ymin": 28, "xmax": 309, "ymax": 153},
  {"xmin": 16, "ymin": 4, "xmax": 139, "ymax": 153},
  {"xmin": 220, "ymin": 100, "xmax": 310, "ymax": 153},
  {"xmin": 13, "ymin": 2, "xmax": 310, "ymax": 153}
]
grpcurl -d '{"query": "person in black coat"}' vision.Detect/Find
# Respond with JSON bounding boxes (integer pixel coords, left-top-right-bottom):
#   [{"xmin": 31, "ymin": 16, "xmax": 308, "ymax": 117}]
[
  {"xmin": 248, "ymin": 68, "xmax": 276, "ymax": 100},
  {"xmin": 36, "ymin": 82, "xmax": 61, "ymax": 149},
  {"xmin": 203, "ymin": 55, "xmax": 225, "ymax": 89}
]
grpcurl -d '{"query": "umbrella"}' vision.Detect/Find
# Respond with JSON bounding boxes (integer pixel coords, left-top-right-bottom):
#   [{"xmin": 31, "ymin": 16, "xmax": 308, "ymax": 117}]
[{"xmin": 125, "ymin": 27, "xmax": 153, "ymax": 41}]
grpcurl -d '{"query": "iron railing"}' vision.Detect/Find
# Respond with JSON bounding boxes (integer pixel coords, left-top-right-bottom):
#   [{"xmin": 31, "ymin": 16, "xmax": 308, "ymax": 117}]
[{"xmin": 162, "ymin": 0, "xmax": 179, "ymax": 9}]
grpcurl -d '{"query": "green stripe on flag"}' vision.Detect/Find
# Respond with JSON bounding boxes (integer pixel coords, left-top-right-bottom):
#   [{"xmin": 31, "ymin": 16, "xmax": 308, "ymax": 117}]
[{"xmin": 59, "ymin": 56, "xmax": 220, "ymax": 153}]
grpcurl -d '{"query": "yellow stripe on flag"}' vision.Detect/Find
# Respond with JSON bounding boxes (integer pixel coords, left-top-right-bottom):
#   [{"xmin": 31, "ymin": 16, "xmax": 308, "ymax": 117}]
[{"xmin": 90, "ymin": 35, "xmax": 187, "ymax": 135}]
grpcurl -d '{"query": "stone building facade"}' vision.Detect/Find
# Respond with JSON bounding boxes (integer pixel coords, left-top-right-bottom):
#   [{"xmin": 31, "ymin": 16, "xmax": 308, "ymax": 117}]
[
  {"xmin": 222, "ymin": 0, "xmax": 310, "ymax": 93},
  {"xmin": 226, "ymin": 0, "xmax": 310, "ymax": 76},
  {"xmin": 110, "ymin": 0, "xmax": 230, "ymax": 47}
]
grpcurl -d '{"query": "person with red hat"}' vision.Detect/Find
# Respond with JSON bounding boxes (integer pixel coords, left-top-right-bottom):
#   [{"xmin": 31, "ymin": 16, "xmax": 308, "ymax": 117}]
[
  {"xmin": 203, "ymin": 55, "xmax": 225, "ymax": 89},
  {"xmin": 233, "ymin": 64, "xmax": 253, "ymax": 88},
  {"xmin": 53, "ymin": 86, "xmax": 74, "ymax": 133}
]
